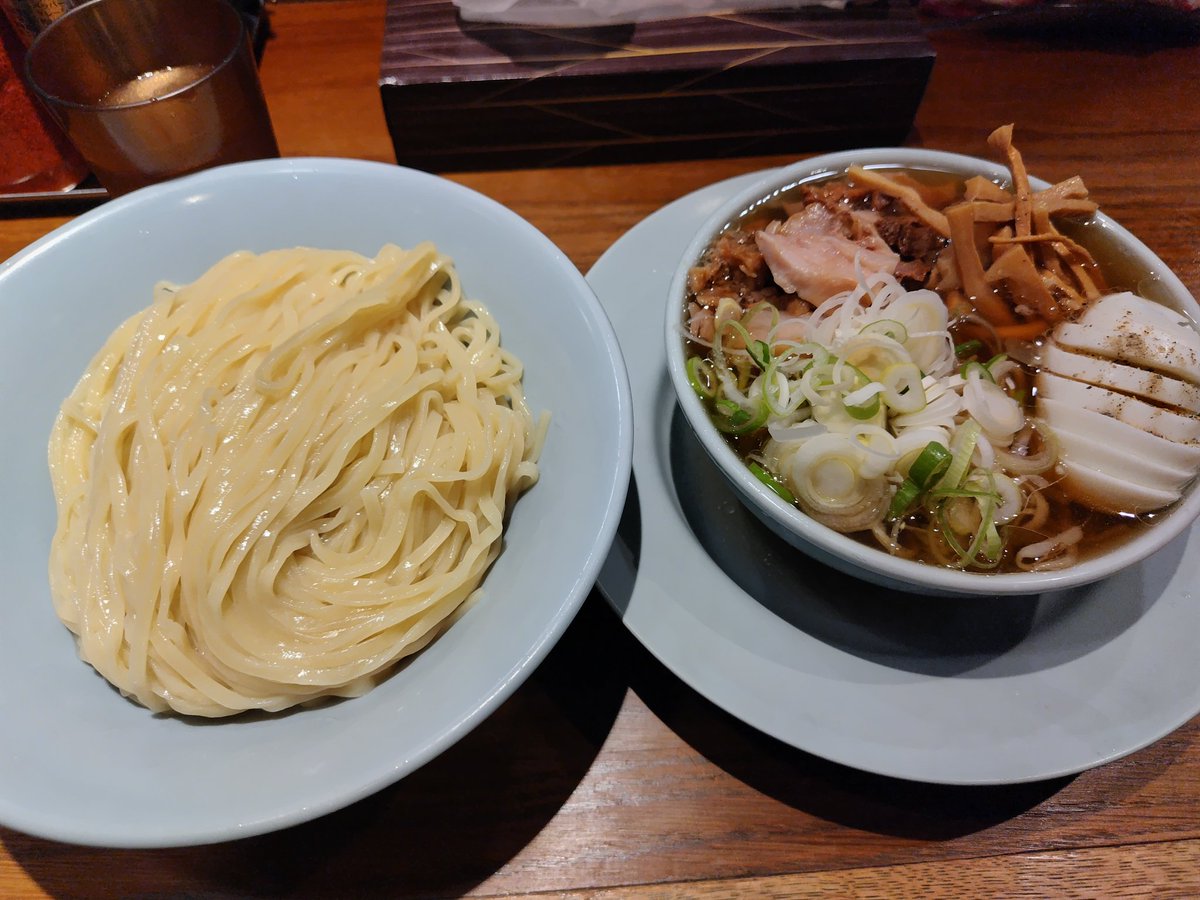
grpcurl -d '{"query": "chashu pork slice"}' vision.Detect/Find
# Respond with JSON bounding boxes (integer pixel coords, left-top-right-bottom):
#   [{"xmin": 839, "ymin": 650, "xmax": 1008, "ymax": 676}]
[{"xmin": 755, "ymin": 203, "xmax": 899, "ymax": 304}]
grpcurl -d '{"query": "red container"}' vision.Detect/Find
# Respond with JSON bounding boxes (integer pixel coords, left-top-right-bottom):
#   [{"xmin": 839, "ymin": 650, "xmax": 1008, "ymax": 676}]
[{"xmin": 0, "ymin": 12, "xmax": 87, "ymax": 194}]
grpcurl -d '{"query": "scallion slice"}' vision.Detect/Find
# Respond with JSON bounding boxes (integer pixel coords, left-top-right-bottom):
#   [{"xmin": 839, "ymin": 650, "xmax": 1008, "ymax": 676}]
[
  {"xmin": 749, "ymin": 461, "xmax": 796, "ymax": 504},
  {"xmin": 750, "ymin": 339, "xmax": 773, "ymax": 370},
  {"xmin": 964, "ymin": 492, "xmax": 1003, "ymax": 567},
  {"xmin": 845, "ymin": 397, "xmax": 882, "ymax": 421},
  {"xmin": 888, "ymin": 479, "xmax": 921, "ymax": 519},
  {"xmin": 933, "ymin": 482, "xmax": 1004, "ymax": 570},
  {"xmin": 907, "ymin": 441, "xmax": 951, "ymax": 490},
  {"xmin": 714, "ymin": 399, "xmax": 768, "ymax": 435},
  {"xmin": 880, "ymin": 362, "xmax": 926, "ymax": 413},
  {"xmin": 960, "ymin": 361, "xmax": 994, "ymax": 383},
  {"xmin": 937, "ymin": 419, "xmax": 982, "ymax": 491},
  {"xmin": 686, "ymin": 355, "xmax": 716, "ymax": 399},
  {"xmin": 843, "ymin": 381, "xmax": 884, "ymax": 421},
  {"xmin": 860, "ymin": 319, "xmax": 909, "ymax": 344}
]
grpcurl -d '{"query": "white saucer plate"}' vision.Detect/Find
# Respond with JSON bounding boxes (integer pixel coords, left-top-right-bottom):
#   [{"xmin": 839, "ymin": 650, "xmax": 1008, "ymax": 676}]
[{"xmin": 588, "ymin": 172, "xmax": 1200, "ymax": 786}]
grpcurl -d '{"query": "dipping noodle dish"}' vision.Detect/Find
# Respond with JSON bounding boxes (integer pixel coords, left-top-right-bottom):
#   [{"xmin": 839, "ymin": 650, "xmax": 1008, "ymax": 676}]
[
  {"xmin": 0, "ymin": 158, "xmax": 633, "ymax": 847},
  {"xmin": 670, "ymin": 126, "xmax": 1200, "ymax": 587}
]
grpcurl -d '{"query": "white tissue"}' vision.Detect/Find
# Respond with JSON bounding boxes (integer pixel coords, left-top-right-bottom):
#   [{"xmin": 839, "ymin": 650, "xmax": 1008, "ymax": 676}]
[{"xmin": 452, "ymin": 0, "xmax": 846, "ymax": 26}]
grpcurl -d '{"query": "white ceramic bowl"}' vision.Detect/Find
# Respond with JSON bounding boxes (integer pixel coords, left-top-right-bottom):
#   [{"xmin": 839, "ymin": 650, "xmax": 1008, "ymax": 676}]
[
  {"xmin": 666, "ymin": 148, "xmax": 1200, "ymax": 597},
  {"xmin": 0, "ymin": 158, "xmax": 632, "ymax": 847}
]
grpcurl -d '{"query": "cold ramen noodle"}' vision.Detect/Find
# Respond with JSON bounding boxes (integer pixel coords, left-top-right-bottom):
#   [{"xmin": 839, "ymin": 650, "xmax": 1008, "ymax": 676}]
[
  {"xmin": 682, "ymin": 126, "xmax": 1200, "ymax": 573},
  {"xmin": 49, "ymin": 243, "xmax": 544, "ymax": 716}
]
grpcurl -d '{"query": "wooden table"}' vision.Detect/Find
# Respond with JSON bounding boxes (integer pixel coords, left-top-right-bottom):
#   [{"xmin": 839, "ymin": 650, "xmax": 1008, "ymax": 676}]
[{"xmin": 3, "ymin": 1, "xmax": 1199, "ymax": 896}]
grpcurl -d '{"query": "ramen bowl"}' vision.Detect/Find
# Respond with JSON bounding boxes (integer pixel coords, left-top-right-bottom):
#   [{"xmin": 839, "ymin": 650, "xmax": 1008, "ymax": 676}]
[
  {"xmin": 0, "ymin": 158, "xmax": 631, "ymax": 846},
  {"xmin": 665, "ymin": 147, "xmax": 1200, "ymax": 597}
]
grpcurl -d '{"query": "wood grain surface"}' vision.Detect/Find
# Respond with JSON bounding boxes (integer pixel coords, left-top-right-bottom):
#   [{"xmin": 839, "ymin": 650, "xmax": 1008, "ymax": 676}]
[{"xmin": 2, "ymin": 2, "xmax": 1199, "ymax": 897}]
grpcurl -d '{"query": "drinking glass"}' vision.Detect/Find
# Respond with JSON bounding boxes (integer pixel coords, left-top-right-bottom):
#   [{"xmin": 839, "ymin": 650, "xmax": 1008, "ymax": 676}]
[{"xmin": 24, "ymin": 0, "xmax": 278, "ymax": 196}]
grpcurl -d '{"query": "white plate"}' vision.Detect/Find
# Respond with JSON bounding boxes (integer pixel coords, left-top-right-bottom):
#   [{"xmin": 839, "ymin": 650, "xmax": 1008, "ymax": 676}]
[
  {"xmin": 589, "ymin": 172, "xmax": 1200, "ymax": 786},
  {"xmin": 0, "ymin": 158, "xmax": 632, "ymax": 847}
]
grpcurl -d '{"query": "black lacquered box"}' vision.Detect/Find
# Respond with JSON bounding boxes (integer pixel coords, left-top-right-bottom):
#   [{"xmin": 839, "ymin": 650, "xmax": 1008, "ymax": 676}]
[{"xmin": 379, "ymin": 0, "xmax": 935, "ymax": 171}]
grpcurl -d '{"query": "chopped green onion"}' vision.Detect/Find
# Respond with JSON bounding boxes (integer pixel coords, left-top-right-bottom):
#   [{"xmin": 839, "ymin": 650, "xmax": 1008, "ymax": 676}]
[
  {"xmin": 880, "ymin": 362, "xmax": 926, "ymax": 413},
  {"xmin": 934, "ymin": 503, "xmax": 991, "ymax": 569},
  {"xmin": 937, "ymin": 419, "xmax": 982, "ymax": 492},
  {"xmin": 772, "ymin": 343, "xmax": 822, "ymax": 377},
  {"xmin": 860, "ymin": 319, "xmax": 909, "ymax": 344},
  {"xmin": 714, "ymin": 399, "xmax": 750, "ymax": 427},
  {"xmin": 964, "ymin": 490, "xmax": 1003, "ymax": 566},
  {"xmin": 846, "ymin": 401, "xmax": 881, "ymax": 421},
  {"xmin": 965, "ymin": 470, "xmax": 1004, "ymax": 561},
  {"xmin": 844, "ymin": 392, "xmax": 882, "ymax": 421},
  {"xmin": 888, "ymin": 479, "xmax": 921, "ymax": 519},
  {"xmin": 714, "ymin": 399, "xmax": 768, "ymax": 435},
  {"xmin": 761, "ymin": 366, "xmax": 786, "ymax": 417},
  {"xmin": 686, "ymin": 355, "xmax": 716, "ymax": 399},
  {"xmin": 927, "ymin": 486, "xmax": 997, "ymax": 501},
  {"xmin": 887, "ymin": 442, "xmax": 952, "ymax": 520},
  {"xmin": 979, "ymin": 519, "xmax": 1003, "ymax": 563},
  {"xmin": 750, "ymin": 339, "xmax": 772, "ymax": 370},
  {"xmin": 960, "ymin": 361, "xmax": 994, "ymax": 383},
  {"xmin": 718, "ymin": 320, "xmax": 765, "ymax": 369},
  {"xmin": 954, "ymin": 339, "xmax": 984, "ymax": 357},
  {"xmin": 932, "ymin": 475, "xmax": 1004, "ymax": 569},
  {"xmin": 935, "ymin": 502, "xmax": 972, "ymax": 565},
  {"xmin": 907, "ymin": 441, "xmax": 951, "ymax": 490},
  {"xmin": 749, "ymin": 462, "xmax": 796, "ymax": 504}
]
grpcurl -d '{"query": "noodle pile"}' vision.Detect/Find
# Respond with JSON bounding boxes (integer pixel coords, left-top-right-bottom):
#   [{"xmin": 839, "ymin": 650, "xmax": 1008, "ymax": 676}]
[{"xmin": 48, "ymin": 243, "xmax": 542, "ymax": 717}]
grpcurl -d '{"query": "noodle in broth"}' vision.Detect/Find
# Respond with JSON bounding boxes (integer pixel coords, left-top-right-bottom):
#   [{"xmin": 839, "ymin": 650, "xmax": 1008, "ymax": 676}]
[{"xmin": 682, "ymin": 129, "xmax": 1197, "ymax": 573}]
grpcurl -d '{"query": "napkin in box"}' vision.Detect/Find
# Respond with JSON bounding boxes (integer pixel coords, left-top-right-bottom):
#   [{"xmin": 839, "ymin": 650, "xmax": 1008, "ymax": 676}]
[
  {"xmin": 379, "ymin": 0, "xmax": 935, "ymax": 171},
  {"xmin": 451, "ymin": 0, "xmax": 848, "ymax": 26}
]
